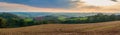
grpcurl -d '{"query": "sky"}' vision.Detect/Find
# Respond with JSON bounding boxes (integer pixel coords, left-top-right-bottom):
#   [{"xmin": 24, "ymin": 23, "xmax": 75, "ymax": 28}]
[{"xmin": 0, "ymin": 0, "xmax": 120, "ymax": 13}]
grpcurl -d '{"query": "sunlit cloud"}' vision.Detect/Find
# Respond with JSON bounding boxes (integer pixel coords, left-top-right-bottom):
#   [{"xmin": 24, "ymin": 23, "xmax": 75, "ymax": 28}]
[{"xmin": 72, "ymin": 0, "xmax": 120, "ymax": 13}]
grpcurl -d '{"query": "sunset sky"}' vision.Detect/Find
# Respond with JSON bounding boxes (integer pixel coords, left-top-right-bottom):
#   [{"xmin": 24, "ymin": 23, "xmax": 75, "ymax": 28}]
[{"xmin": 0, "ymin": 0, "xmax": 120, "ymax": 13}]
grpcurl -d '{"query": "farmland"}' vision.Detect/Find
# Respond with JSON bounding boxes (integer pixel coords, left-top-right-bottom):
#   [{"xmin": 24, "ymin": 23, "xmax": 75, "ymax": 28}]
[{"xmin": 0, "ymin": 21, "xmax": 120, "ymax": 35}]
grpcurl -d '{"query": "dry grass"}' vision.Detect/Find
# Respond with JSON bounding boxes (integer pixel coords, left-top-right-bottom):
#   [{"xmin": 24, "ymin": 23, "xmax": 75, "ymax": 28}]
[{"xmin": 0, "ymin": 21, "xmax": 120, "ymax": 35}]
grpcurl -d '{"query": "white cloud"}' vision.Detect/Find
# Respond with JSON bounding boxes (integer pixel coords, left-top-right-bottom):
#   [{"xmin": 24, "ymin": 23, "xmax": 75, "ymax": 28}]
[{"xmin": 71, "ymin": 0, "xmax": 120, "ymax": 13}]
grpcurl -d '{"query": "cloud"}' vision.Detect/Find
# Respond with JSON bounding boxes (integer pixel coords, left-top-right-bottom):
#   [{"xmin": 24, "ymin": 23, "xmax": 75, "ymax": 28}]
[
  {"xmin": 0, "ymin": 0, "xmax": 120, "ymax": 13},
  {"xmin": 0, "ymin": 2, "xmax": 78, "ymax": 12},
  {"xmin": 71, "ymin": 0, "xmax": 120, "ymax": 13},
  {"xmin": 0, "ymin": 0, "xmax": 72, "ymax": 8}
]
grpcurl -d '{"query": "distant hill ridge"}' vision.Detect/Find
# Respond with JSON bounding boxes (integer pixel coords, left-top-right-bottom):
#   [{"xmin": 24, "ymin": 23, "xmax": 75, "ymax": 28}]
[{"xmin": 9, "ymin": 12, "xmax": 120, "ymax": 18}]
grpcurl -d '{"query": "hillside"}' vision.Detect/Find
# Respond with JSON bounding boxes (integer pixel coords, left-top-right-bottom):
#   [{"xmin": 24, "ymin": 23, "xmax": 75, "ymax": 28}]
[{"xmin": 0, "ymin": 21, "xmax": 120, "ymax": 35}]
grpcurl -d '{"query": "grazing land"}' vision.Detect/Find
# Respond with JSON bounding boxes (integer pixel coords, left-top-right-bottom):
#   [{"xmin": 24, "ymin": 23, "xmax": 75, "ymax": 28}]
[{"xmin": 0, "ymin": 21, "xmax": 120, "ymax": 35}]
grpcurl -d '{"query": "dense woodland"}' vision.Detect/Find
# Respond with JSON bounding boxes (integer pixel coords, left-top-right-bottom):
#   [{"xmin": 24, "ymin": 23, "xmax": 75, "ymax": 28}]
[{"xmin": 0, "ymin": 13, "xmax": 120, "ymax": 28}]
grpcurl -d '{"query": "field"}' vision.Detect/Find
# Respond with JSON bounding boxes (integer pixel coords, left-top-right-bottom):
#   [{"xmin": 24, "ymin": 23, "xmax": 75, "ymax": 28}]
[{"xmin": 0, "ymin": 21, "xmax": 120, "ymax": 35}]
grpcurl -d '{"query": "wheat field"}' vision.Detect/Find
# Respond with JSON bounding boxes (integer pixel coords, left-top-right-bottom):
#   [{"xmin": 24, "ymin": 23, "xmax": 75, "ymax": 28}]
[{"xmin": 0, "ymin": 21, "xmax": 120, "ymax": 35}]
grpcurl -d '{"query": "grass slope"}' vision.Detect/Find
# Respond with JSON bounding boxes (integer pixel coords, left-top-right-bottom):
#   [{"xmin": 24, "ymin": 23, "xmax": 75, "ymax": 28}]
[{"xmin": 0, "ymin": 21, "xmax": 120, "ymax": 35}]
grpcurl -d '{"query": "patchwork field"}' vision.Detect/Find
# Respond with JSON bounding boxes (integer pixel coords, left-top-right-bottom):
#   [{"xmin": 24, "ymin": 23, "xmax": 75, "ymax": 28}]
[{"xmin": 0, "ymin": 21, "xmax": 120, "ymax": 35}]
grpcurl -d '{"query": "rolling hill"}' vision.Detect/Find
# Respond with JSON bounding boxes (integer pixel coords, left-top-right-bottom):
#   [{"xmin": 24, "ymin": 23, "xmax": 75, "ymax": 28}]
[
  {"xmin": 0, "ymin": 21, "xmax": 120, "ymax": 35},
  {"xmin": 10, "ymin": 12, "xmax": 120, "ymax": 18}
]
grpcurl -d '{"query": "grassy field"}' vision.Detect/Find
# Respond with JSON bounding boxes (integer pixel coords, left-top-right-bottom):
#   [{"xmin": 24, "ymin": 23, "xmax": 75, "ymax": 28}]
[{"xmin": 0, "ymin": 21, "xmax": 120, "ymax": 35}]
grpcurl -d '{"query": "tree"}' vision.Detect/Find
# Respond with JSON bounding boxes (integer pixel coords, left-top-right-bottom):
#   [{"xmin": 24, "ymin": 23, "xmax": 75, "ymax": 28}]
[
  {"xmin": 0, "ymin": 17, "xmax": 7, "ymax": 28},
  {"xmin": 109, "ymin": 14, "xmax": 116, "ymax": 21}
]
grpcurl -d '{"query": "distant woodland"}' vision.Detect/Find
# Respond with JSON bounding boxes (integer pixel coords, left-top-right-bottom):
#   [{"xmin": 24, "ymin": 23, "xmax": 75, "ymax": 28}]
[{"xmin": 0, "ymin": 13, "xmax": 120, "ymax": 28}]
